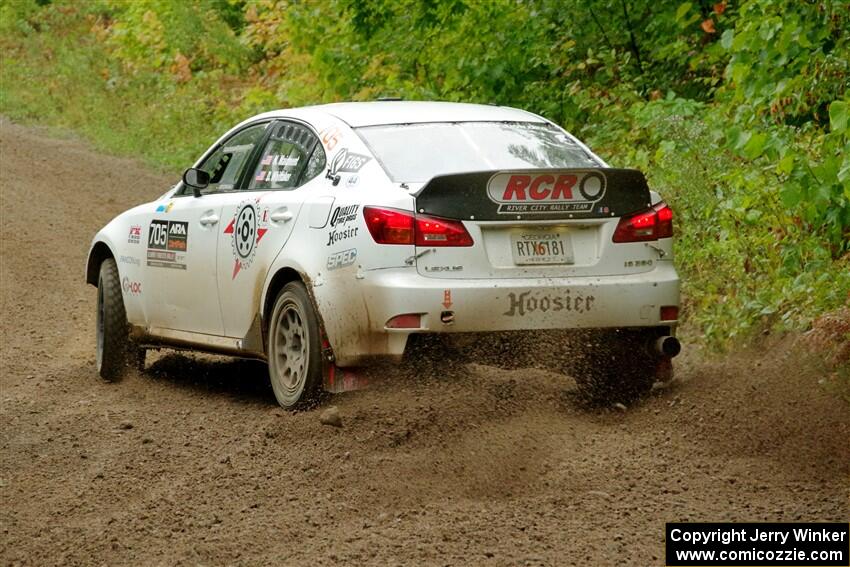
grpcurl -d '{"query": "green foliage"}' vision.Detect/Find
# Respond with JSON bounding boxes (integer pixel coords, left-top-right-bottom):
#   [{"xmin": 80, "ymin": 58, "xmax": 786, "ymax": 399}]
[
  {"xmin": 100, "ymin": 0, "xmax": 250, "ymax": 73},
  {"xmin": 1, "ymin": 0, "xmax": 848, "ymax": 348}
]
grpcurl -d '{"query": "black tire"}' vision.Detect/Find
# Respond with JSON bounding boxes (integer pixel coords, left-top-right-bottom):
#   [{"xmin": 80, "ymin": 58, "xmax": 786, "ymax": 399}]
[
  {"xmin": 267, "ymin": 282, "xmax": 323, "ymax": 409},
  {"xmin": 96, "ymin": 258, "xmax": 136, "ymax": 381},
  {"xmin": 569, "ymin": 329, "xmax": 661, "ymax": 405}
]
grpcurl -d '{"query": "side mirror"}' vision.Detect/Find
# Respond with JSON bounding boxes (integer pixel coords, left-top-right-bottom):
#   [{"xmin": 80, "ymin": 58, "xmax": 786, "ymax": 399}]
[{"xmin": 182, "ymin": 168, "xmax": 210, "ymax": 197}]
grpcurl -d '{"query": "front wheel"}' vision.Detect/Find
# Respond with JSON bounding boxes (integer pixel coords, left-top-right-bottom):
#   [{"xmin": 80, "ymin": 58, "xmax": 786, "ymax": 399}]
[
  {"xmin": 96, "ymin": 258, "xmax": 137, "ymax": 381},
  {"xmin": 267, "ymin": 282, "xmax": 323, "ymax": 409}
]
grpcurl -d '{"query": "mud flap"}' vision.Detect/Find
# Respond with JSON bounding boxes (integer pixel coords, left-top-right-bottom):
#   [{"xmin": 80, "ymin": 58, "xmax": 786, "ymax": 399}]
[
  {"xmin": 655, "ymin": 357, "xmax": 674, "ymax": 383},
  {"xmin": 321, "ymin": 337, "xmax": 369, "ymax": 393}
]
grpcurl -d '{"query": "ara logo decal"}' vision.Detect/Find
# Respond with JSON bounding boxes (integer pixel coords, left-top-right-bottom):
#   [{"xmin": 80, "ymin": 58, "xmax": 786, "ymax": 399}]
[
  {"xmin": 224, "ymin": 200, "xmax": 268, "ymax": 279},
  {"xmin": 487, "ymin": 171, "xmax": 607, "ymax": 214}
]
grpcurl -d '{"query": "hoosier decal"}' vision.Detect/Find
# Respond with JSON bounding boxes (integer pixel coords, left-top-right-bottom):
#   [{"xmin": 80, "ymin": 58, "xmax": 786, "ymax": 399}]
[
  {"xmin": 487, "ymin": 171, "xmax": 607, "ymax": 214},
  {"xmin": 326, "ymin": 204, "xmax": 360, "ymax": 246},
  {"xmin": 503, "ymin": 290, "xmax": 595, "ymax": 316}
]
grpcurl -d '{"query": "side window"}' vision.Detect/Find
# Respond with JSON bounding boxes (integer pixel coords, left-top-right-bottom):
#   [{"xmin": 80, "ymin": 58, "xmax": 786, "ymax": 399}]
[
  {"xmin": 248, "ymin": 121, "xmax": 325, "ymax": 190},
  {"xmin": 197, "ymin": 123, "xmax": 268, "ymax": 193},
  {"xmin": 303, "ymin": 142, "xmax": 327, "ymax": 183}
]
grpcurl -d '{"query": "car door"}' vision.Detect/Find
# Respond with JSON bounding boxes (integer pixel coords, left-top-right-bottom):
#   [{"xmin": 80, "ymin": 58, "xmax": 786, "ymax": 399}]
[
  {"xmin": 216, "ymin": 119, "xmax": 327, "ymax": 339},
  {"xmin": 144, "ymin": 121, "xmax": 271, "ymax": 336}
]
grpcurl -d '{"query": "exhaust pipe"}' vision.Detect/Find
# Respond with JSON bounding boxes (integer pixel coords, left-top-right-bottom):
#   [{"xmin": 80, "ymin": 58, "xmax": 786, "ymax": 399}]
[{"xmin": 652, "ymin": 336, "xmax": 681, "ymax": 358}]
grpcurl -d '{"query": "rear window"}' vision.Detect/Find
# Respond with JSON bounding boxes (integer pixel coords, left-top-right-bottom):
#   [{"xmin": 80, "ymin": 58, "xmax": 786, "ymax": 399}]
[{"xmin": 356, "ymin": 121, "xmax": 599, "ymax": 183}]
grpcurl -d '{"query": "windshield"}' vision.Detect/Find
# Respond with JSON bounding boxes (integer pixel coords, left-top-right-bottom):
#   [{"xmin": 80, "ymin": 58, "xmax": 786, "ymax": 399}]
[{"xmin": 356, "ymin": 121, "xmax": 600, "ymax": 183}]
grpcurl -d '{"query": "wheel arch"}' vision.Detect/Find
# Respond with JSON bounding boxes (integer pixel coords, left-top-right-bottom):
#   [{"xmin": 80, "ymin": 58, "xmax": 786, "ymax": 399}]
[
  {"xmin": 263, "ymin": 267, "xmax": 303, "ymax": 320},
  {"xmin": 262, "ymin": 266, "xmax": 326, "ymax": 351},
  {"xmin": 86, "ymin": 241, "xmax": 115, "ymax": 286}
]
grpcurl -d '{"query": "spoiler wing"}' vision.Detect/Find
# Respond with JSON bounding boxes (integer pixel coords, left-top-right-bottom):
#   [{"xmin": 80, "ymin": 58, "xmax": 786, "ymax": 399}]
[{"xmin": 414, "ymin": 168, "xmax": 652, "ymax": 221}]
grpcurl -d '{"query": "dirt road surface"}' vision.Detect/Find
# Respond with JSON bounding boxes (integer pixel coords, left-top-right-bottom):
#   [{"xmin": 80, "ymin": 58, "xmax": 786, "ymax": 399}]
[{"xmin": 1, "ymin": 120, "xmax": 848, "ymax": 566}]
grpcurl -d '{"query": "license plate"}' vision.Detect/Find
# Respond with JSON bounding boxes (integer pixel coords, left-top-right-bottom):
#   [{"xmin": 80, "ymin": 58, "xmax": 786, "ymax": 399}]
[{"xmin": 511, "ymin": 232, "xmax": 574, "ymax": 265}]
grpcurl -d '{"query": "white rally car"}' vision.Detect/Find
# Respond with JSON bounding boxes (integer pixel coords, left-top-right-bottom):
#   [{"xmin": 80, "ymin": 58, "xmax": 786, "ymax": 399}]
[{"xmin": 86, "ymin": 101, "xmax": 681, "ymax": 408}]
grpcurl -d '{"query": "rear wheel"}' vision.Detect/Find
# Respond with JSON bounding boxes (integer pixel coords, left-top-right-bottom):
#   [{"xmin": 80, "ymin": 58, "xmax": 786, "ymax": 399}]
[
  {"xmin": 569, "ymin": 329, "xmax": 663, "ymax": 404},
  {"xmin": 96, "ymin": 258, "xmax": 137, "ymax": 381},
  {"xmin": 267, "ymin": 282, "xmax": 323, "ymax": 409}
]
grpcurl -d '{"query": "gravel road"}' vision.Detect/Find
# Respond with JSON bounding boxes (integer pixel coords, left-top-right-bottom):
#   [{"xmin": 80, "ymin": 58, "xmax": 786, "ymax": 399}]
[{"xmin": 1, "ymin": 120, "xmax": 847, "ymax": 566}]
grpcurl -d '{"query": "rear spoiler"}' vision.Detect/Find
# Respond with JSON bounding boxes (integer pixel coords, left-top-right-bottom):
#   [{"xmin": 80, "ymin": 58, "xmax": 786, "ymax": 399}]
[{"xmin": 414, "ymin": 168, "xmax": 652, "ymax": 221}]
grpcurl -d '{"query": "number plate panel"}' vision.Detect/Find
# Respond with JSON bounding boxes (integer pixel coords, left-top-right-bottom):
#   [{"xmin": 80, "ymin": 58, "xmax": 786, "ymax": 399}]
[{"xmin": 511, "ymin": 232, "xmax": 574, "ymax": 265}]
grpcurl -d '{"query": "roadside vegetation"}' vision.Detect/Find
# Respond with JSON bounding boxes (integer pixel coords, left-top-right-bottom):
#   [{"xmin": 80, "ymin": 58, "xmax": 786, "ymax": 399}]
[{"xmin": 1, "ymin": 0, "xmax": 848, "ymax": 350}]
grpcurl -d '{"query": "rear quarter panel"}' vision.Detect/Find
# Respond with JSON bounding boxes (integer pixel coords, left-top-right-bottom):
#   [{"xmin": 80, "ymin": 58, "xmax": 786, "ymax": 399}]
[{"xmin": 261, "ymin": 117, "xmax": 416, "ymax": 365}]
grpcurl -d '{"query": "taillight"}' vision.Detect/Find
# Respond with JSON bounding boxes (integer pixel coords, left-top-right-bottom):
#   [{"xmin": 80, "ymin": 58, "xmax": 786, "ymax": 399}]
[
  {"xmin": 415, "ymin": 215, "xmax": 473, "ymax": 247},
  {"xmin": 363, "ymin": 206, "xmax": 414, "ymax": 244},
  {"xmin": 363, "ymin": 207, "xmax": 473, "ymax": 247},
  {"xmin": 656, "ymin": 202, "xmax": 673, "ymax": 238},
  {"xmin": 612, "ymin": 201, "xmax": 674, "ymax": 243}
]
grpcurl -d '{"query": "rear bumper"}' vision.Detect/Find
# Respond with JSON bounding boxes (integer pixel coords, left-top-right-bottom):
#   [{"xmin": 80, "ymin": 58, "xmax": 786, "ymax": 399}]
[{"xmin": 332, "ymin": 260, "xmax": 679, "ymax": 364}]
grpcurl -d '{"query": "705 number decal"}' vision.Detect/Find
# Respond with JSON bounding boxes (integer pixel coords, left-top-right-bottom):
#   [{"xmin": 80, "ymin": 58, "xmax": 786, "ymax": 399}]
[{"xmin": 148, "ymin": 220, "xmax": 188, "ymax": 251}]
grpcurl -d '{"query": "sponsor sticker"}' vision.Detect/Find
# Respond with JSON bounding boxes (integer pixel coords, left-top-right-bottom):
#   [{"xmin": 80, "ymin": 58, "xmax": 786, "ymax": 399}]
[
  {"xmin": 326, "ymin": 204, "xmax": 360, "ymax": 246},
  {"xmin": 503, "ymin": 290, "xmax": 595, "ymax": 316},
  {"xmin": 155, "ymin": 201, "xmax": 175, "ymax": 213},
  {"xmin": 127, "ymin": 225, "xmax": 142, "ymax": 244},
  {"xmin": 487, "ymin": 171, "xmax": 607, "ymax": 214},
  {"xmin": 122, "ymin": 277, "xmax": 142, "ymax": 295},
  {"xmin": 329, "ymin": 148, "xmax": 371, "ymax": 176},
  {"xmin": 166, "ymin": 221, "xmax": 187, "ymax": 251},
  {"xmin": 223, "ymin": 199, "xmax": 268, "ymax": 279},
  {"xmin": 329, "ymin": 204, "xmax": 358, "ymax": 227},
  {"xmin": 119, "ymin": 255, "xmax": 140, "ymax": 267},
  {"xmin": 326, "ymin": 248, "xmax": 357, "ymax": 270},
  {"xmin": 319, "ymin": 126, "xmax": 342, "ymax": 151},
  {"xmin": 147, "ymin": 220, "xmax": 188, "ymax": 270},
  {"xmin": 254, "ymin": 154, "xmax": 301, "ymax": 184}
]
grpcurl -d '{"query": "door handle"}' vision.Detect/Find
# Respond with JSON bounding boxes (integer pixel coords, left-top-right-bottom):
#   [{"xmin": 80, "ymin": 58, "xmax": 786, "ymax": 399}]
[
  {"xmin": 270, "ymin": 210, "xmax": 293, "ymax": 223},
  {"xmin": 199, "ymin": 213, "xmax": 219, "ymax": 226}
]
